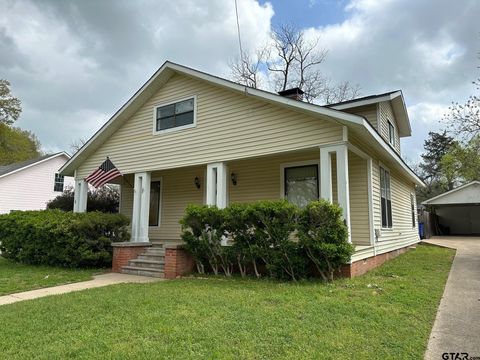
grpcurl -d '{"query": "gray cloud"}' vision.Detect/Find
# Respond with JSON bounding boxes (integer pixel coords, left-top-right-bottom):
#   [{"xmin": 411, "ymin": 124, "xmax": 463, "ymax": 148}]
[{"xmin": 0, "ymin": 0, "xmax": 478, "ymax": 162}]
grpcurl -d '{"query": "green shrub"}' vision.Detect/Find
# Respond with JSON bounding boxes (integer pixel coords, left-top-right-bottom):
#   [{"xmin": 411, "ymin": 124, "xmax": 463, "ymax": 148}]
[
  {"xmin": 0, "ymin": 210, "xmax": 130, "ymax": 268},
  {"xmin": 297, "ymin": 200, "xmax": 354, "ymax": 281},
  {"xmin": 180, "ymin": 200, "xmax": 354, "ymax": 281},
  {"xmin": 180, "ymin": 205, "xmax": 234, "ymax": 276},
  {"xmin": 47, "ymin": 186, "xmax": 120, "ymax": 213},
  {"xmin": 223, "ymin": 203, "xmax": 260, "ymax": 277},
  {"xmin": 250, "ymin": 200, "xmax": 305, "ymax": 280}
]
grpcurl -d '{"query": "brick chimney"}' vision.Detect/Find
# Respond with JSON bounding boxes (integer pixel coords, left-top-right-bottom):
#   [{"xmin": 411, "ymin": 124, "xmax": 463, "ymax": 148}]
[{"xmin": 278, "ymin": 87, "xmax": 304, "ymax": 101}]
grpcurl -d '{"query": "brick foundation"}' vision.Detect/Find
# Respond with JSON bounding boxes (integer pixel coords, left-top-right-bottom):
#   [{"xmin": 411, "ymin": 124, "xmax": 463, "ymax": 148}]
[
  {"xmin": 111, "ymin": 242, "xmax": 151, "ymax": 273},
  {"xmin": 164, "ymin": 244, "xmax": 195, "ymax": 279},
  {"xmin": 340, "ymin": 246, "xmax": 411, "ymax": 278}
]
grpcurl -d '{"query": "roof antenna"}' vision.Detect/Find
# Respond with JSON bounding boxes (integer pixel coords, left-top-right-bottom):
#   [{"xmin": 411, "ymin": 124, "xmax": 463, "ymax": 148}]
[{"xmin": 234, "ymin": 0, "xmax": 244, "ymax": 70}]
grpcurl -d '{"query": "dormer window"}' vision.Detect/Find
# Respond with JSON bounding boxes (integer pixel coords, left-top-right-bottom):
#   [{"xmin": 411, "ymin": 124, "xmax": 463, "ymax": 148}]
[
  {"xmin": 388, "ymin": 121, "xmax": 395, "ymax": 147},
  {"xmin": 154, "ymin": 97, "xmax": 196, "ymax": 134}
]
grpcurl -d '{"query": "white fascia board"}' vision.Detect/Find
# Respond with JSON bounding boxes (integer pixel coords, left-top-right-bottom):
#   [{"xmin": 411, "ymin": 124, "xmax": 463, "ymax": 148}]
[
  {"xmin": 329, "ymin": 91, "xmax": 402, "ymax": 110},
  {"xmin": 0, "ymin": 152, "xmax": 70, "ymax": 179},
  {"xmin": 422, "ymin": 181, "xmax": 480, "ymax": 205}
]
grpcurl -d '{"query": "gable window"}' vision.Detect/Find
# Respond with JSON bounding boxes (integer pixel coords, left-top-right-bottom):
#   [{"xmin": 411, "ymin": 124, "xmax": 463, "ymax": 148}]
[
  {"xmin": 149, "ymin": 180, "xmax": 162, "ymax": 227},
  {"xmin": 411, "ymin": 193, "xmax": 416, "ymax": 228},
  {"xmin": 388, "ymin": 121, "xmax": 395, "ymax": 146},
  {"xmin": 54, "ymin": 173, "xmax": 64, "ymax": 192},
  {"xmin": 284, "ymin": 165, "xmax": 319, "ymax": 208},
  {"xmin": 380, "ymin": 166, "xmax": 392, "ymax": 228},
  {"xmin": 155, "ymin": 97, "xmax": 195, "ymax": 133}
]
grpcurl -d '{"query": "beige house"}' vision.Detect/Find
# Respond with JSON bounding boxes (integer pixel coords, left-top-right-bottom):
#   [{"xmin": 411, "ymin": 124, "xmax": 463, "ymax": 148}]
[{"xmin": 59, "ymin": 62, "xmax": 423, "ymax": 278}]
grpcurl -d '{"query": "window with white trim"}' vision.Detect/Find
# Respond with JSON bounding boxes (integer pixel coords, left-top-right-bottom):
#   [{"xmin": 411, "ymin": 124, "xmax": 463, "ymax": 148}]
[
  {"xmin": 388, "ymin": 121, "xmax": 395, "ymax": 146},
  {"xmin": 155, "ymin": 98, "xmax": 194, "ymax": 132},
  {"xmin": 380, "ymin": 166, "xmax": 392, "ymax": 228},
  {"xmin": 411, "ymin": 193, "xmax": 416, "ymax": 228},
  {"xmin": 149, "ymin": 180, "xmax": 161, "ymax": 226},
  {"xmin": 54, "ymin": 173, "xmax": 64, "ymax": 192},
  {"xmin": 284, "ymin": 165, "xmax": 319, "ymax": 208}
]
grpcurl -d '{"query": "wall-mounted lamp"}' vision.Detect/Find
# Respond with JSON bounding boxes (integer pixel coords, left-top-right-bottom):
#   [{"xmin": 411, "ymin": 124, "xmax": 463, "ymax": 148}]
[
  {"xmin": 230, "ymin": 172, "xmax": 237, "ymax": 186},
  {"xmin": 194, "ymin": 176, "xmax": 201, "ymax": 189}
]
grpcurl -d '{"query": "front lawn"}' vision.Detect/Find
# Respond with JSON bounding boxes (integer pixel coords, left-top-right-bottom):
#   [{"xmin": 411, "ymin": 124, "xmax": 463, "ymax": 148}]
[
  {"xmin": 0, "ymin": 257, "xmax": 101, "ymax": 296},
  {"xmin": 0, "ymin": 245, "xmax": 453, "ymax": 359}
]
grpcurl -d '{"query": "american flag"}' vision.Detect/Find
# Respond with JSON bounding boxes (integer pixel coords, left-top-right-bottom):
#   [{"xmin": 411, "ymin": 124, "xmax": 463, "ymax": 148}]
[{"xmin": 85, "ymin": 157, "xmax": 121, "ymax": 188}]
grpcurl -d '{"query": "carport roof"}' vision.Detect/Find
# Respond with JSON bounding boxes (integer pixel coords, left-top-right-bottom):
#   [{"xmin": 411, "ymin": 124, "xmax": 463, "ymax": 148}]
[{"xmin": 422, "ymin": 181, "xmax": 480, "ymax": 206}]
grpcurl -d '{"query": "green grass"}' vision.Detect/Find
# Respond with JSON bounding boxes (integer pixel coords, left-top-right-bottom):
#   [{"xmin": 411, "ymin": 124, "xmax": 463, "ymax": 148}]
[
  {"xmin": 0, "ymin": 257, "xmax": 101, "ymax": 296},
  {"xmin": 0, "ymin": 245, "xmax": 453, "ymax": 359}
]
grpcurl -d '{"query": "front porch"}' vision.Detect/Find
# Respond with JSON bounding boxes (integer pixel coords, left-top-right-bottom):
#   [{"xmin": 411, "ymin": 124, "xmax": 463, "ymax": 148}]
[{"xmin": 74, "ymin": 143, "xmax": 375, "ymax": 277}]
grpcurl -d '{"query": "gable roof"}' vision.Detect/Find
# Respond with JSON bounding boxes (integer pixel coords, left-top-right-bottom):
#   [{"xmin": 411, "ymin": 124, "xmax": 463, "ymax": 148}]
[
  {"xmin": 59, "ymin": 61, "xmax": 423, "ymax": 186},
  {"xmin": 0, "ymin": 152, "xmax": 70, "ymax": 179},
  {"xmin": 422, "ymin": 181, "xmax": 480, "ymax": 205},
  {"xmin": 326, "ymin": 90, "xmax": 412, "ymax": 137}
]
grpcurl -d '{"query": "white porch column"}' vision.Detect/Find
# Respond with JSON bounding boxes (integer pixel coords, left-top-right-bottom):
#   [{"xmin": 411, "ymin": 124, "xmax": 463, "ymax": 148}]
[
  {"xmin": 131, "ymin": 172, "xmax": 151, "ymax": 243},
  {"xmin": 335, "ymin": 144, "xmax": 351, "ymax": 243},
  {"xmin": 73, "ymin": 179, "xmax": 88, "ymax": 213},
  {"xmin": 319, "ymin": 148, "xmax": 332, "ymax": 202},
  {"xmin": 320, "ymin": 144, "xmax": 351, "ymax": 243},
  {"xmin": 206, "ymin": 162, "xmax": 228, "ymax": 208}
]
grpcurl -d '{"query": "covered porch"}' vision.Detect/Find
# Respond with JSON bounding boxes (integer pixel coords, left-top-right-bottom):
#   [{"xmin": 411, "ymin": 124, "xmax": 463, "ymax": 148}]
[{"xmin": 73, "ymin": 142, "xmax": 374, "ymax": 249}]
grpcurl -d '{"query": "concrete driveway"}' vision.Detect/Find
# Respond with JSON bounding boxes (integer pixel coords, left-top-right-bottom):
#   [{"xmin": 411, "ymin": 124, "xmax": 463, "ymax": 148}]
[{"xmin": 423, "ymin": 237, "xmax": 480, "ymax": 360}]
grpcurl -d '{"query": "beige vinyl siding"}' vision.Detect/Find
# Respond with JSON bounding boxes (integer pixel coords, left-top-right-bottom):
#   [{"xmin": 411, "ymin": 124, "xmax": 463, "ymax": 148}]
[
  {"xmin": 349, "ymin": 132, "xmax": 419, "ymax": 253},
  {"xmin": 342, "ymin": 104, "xmax": 378, "ymax": 130},
  {"xmin": 228, "ymin": 149, "xmax": 320, "ymax": 203},
  {"xmin": 76, "ymin": 74, "xmax": 343, "ymax": 178},
  {"xmin": 379, "ymin": 101, "xmax": 401, "ymax": 153},
  {"xmin": 348, "ymin": 151, "xmax": 370, "ymax": 246}
]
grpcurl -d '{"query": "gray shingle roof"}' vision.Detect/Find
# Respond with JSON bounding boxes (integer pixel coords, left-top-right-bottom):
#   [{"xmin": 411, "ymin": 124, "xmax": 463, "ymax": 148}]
[{"xmin": 0, "ymin": 152, "xmax": 67, "ymax": 177}]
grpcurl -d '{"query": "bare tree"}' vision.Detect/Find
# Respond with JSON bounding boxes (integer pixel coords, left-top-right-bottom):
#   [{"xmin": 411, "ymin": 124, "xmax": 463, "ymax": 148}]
[
  {"xmin": 444, "ymin": 78, "xmax": 480, "ymax": 140},
  {"xmin": 69, "ymin": 137, "xmax": 87, "ymax": 154},
  {"xmin": 0, "ymin": 79, "xmax": 22, "ymax": 125},
  {"xmin": 229, "ymin": 47, "xmax": 268, "ymax": 89},
  {"xmin": 228, "ymin": 23, "xmax": 360, "ymax": 104}
]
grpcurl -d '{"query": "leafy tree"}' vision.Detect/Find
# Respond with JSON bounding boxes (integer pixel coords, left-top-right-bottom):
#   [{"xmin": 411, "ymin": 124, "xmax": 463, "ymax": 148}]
[
  {"xmin": 420, "ymin": 131, "xmax": 456, "ymax": 187},
  {"xmin": 0, "ymin": 123, "xmax": 41, "ymax": 165},
  {"xmin": 0, "ymin": 79, "xmax": 22, "ymax": 125},
  {"xmin": 230, "ymin": 23, "xmax": 360, "ymax": 104},
  {"xmin": 47, "ymin": 185, "xmax": 120, "ymax": 213},
  {"xmin": 441, "ymin": 136, "xmax": 480, "ymax": 184}
]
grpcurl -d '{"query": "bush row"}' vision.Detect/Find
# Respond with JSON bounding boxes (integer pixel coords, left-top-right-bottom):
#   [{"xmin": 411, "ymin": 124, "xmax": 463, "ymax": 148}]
[
  {"xmin": 0, "ymin": 210, "xmax": 130, "ymax": 268},
  {"xmin": 180, "ymin": 200, "xmax": 354, "ymax": 281}
]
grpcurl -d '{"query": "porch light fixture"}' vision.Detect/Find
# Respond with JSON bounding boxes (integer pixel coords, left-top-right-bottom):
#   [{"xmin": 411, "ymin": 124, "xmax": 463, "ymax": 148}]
[
  {"xmin": 230, "ymin": 172, "xmax": 237, "ymax": 186},
  {"xmin": 194, "ymin": 176, "xmax": 201, "ymax": 189}
]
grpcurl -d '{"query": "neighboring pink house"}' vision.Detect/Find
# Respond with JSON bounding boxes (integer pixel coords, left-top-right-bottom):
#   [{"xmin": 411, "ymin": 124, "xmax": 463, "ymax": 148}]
[{"xmin": 0, "ymin": 152, "xmax": 73, "ymax": 214}]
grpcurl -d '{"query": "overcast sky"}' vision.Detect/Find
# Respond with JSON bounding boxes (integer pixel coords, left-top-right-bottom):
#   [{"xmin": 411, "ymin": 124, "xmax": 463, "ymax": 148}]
[{"xmin": 1, "ymin": 0, "xmax": 479, "ymax": 162}]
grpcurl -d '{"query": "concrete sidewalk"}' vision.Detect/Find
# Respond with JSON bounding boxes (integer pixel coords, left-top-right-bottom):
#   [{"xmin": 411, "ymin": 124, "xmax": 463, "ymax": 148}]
[
  {"xmin": 0, "ymin": 272, "xmax": 161, "ymax": 306},
  {"xmin": 423, "ymin": 237, "xmax": 480, "ymax": 359}
]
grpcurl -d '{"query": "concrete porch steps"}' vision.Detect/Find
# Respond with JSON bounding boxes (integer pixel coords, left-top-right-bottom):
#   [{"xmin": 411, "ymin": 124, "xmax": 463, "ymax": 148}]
[{"xmin": 120, "ymin": 242, "xmax": 166, "ymax": 278}]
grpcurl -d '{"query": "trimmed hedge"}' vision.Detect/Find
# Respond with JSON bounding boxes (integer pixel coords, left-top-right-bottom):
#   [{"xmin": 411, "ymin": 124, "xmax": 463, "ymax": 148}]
[
  {"xmin": 180, "ymin": 200, "xmax": 354, "ymax": 281},
  {"xmin": 0, "ymin": 210, "xmax": 130, "ymax": 268}
]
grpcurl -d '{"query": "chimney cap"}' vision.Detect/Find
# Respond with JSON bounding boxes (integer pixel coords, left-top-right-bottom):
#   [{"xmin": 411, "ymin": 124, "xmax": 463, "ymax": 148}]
[{"xmin": 278, "ymin": 87, "xmax": 304, "ymax": 97}]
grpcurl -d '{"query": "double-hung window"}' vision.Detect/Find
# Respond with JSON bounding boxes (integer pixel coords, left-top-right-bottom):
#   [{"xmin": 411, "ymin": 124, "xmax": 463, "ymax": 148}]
[
  {"xmin": 155, "ymin": 98, "xmax": 195, "ymax": 132},
  {"xmin": 380, "ymin": 166, "xmax": 392, "ymax": 228},
  {"xmin": 388, "ymin": 121, "xmax": 395, "ymax": 147},
  {"xmin": 54, "ymin": 173, "xmax": 64, "ymax": 192},
  {"xmin": 284, "ymin": 164, "xmax": 319, "ymax": 208}
]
